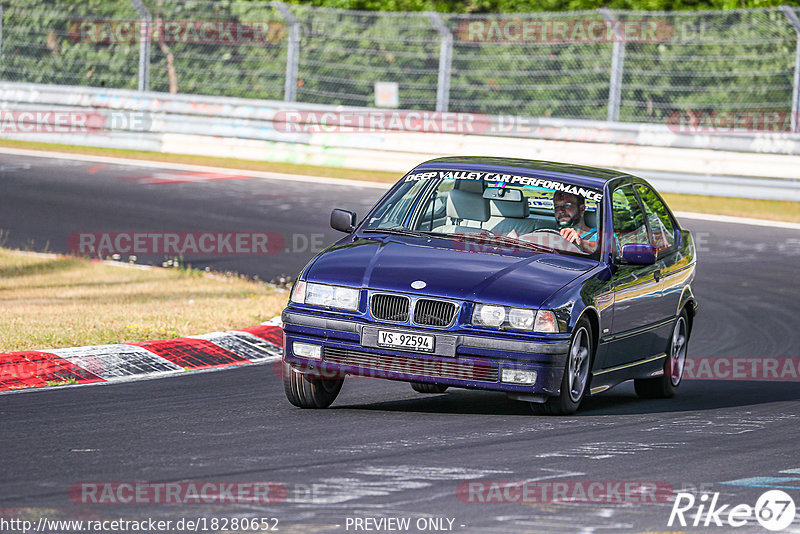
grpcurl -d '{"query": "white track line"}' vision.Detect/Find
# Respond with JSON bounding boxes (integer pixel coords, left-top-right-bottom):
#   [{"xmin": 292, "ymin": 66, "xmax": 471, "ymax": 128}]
[
  {"xmin": 1, "ymin": 146, "xmax": 797, "ymax": 228},
  {"xmin": 0, "ymin": 146, "xmax": 390, "ymax": 189}
]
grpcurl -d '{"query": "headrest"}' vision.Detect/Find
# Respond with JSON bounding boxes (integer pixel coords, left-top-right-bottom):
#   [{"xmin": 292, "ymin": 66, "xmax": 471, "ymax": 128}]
[
  {"xmin": 584, "ymin": 209, "xmax": 598, "ymax": 229},
  {"xmin": 489, "ymin": 198, "xmax": 529, "ymax": 219},
  {"xmin": 456, "ymin": 179, "xmax": 484, "ymax": 194},
  {"xmin": 446, "ymin": 189, "xmax": 490, "ymax": 222}
]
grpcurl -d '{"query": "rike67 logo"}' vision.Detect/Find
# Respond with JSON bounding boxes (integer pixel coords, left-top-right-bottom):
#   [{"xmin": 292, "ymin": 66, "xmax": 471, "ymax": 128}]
[{"xmin": 669, "ymin": 490, "xmax": 796, "ymax": 531}]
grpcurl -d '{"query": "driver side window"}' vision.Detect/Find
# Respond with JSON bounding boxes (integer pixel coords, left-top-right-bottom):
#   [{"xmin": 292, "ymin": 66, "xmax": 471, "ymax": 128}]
[
  {"xmin": 611, "ymin": 185, "xmax": 648, "ymax": 255},
  {"xmin": 635, "ymin": 184, "xmax": 676, "ymax": 253}
]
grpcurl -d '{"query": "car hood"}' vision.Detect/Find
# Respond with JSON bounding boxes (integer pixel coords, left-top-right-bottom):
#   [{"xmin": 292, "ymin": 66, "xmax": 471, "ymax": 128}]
[{"xmin": 304, "ymin": 235, "xmax": 593, "ymax": 308}]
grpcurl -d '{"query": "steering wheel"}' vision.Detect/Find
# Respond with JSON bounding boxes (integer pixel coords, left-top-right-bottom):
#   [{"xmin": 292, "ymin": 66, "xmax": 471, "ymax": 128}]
[{"xmin": 519, "ymin": 228, "xmax": 583, "ymax": 253}]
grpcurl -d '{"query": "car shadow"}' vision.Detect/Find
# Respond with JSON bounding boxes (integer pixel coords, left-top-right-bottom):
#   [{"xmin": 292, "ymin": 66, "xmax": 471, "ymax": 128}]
[
  {"xmin": 334, "ymin": 388, "xmax": 532, "ymax": 415},
  {"xmin": 332, "ymin": 379, "xmax": 800, "ymax": 416},
  {"xmin": 579, "ymin": 379, "xmax": 800, "ymax": 415}
]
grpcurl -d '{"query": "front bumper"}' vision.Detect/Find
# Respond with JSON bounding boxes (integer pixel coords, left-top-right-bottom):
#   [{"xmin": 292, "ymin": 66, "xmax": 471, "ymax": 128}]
[{"xmin": 281, "ymin": 309, "xmax": 570, "ymax": 396}]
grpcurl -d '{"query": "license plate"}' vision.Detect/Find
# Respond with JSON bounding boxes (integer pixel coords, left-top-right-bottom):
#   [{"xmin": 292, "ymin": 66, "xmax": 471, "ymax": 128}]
[{"xmin": 377, "ymin": 330, "xmax": 435, "ymax": 352}]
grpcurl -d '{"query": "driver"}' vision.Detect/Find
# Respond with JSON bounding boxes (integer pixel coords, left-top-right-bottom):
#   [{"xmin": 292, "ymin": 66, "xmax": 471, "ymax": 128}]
[{"xmin": 552, "ymin": 191, "xmax": 598, "ymax": 253}]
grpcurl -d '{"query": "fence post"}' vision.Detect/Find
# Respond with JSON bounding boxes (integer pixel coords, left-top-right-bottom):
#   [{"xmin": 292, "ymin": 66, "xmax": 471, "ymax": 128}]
[
  {"xmin": 272, "ymin": 1, "xmax": 300, "ymax": 103},
  {"xmin": 426, "ymin": 11, "xmax": 452, "ymax": 112},
  {"xmin": 129, "ymin": 0, "xmax": 151, "ymax": 92},
  {"xmin": 600, "ymin": 8, "xmax": 624, "ymax": 123},
  {"xmin": 780, "ymin": 6, "xmax": 800, "ymax": 133}
]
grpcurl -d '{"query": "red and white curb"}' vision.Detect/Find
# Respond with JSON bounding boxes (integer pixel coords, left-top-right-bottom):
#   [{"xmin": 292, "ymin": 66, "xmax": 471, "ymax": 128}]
[{"xmin": 0, "ymin": 318, "xmax": 284, "ymax": 392}]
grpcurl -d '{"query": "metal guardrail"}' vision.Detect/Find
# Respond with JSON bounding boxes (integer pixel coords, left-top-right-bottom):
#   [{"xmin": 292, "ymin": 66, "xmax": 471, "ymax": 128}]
[
  {"xmin": 627, "ymin": 170, "xmax": 800, "ymax": 202},
  {"xmin": 1, "ymin": 82, "xmax": 799, "ymax": 155},
  {"xmin": 0, "ymin": 82, "xmax": 798, "ymax": 201}
]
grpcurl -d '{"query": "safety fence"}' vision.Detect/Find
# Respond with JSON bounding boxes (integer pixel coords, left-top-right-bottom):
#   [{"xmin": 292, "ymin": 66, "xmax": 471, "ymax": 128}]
[{"xmin": 1, "ymin": 2, "xmax": 799, "ymax": 131}]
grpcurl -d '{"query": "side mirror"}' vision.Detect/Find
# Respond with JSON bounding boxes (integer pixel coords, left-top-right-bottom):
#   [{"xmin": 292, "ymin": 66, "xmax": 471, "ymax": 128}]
[
  {"xmin": 620, "ymin": 243, "xmax": 656, "ymax": 265},
  {"xmin": 330, "ymin": 209, "xmax": 356, "ymax": 233}
]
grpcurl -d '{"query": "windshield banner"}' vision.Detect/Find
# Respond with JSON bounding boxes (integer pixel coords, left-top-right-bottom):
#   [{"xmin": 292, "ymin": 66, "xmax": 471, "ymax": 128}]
[{"xmin": 404, "ymin": 170, "xmax": 603, "ymax": 202}]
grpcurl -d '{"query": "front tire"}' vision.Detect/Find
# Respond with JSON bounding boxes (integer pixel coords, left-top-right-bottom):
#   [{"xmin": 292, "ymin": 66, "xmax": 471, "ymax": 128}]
[
  {"xmin": 283, "ymin": 361, "xmax": 343, "ymax": 408},
  {"xmin": 531, "ymin": 318, "xmax": 593, "ymax": 415},
  {"xmin": 410, "ymin": 382, "xmax": 448, "ymax": 394},
  {"xmin": 634, "ymin": 309, "xmax": 689, "ymax": 399}
]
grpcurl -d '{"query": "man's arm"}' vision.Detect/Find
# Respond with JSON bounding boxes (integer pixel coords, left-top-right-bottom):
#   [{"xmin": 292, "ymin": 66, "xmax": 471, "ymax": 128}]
[{"xmin": 560, "ymin": 227, "xmax": 598, "ymax": 253}]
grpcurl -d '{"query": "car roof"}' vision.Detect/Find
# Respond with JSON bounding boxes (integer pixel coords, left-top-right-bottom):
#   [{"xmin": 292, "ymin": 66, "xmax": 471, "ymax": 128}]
[{"xmin": 412, "ymin": 156, "xmax": 632, "ymax": 190}]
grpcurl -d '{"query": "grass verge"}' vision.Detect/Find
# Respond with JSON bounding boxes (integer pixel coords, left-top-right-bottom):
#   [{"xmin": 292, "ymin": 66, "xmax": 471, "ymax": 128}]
[
  {"xmin": 1, "ymin": 139, "xmax": 798, "ymax": 222},
  {"xmin": 662, "ymin": 193, "xmax": 800, "ymax": 224},
  {"xmin": 0, "ymin": 249, "xmax": 287, "ymax": 353}
]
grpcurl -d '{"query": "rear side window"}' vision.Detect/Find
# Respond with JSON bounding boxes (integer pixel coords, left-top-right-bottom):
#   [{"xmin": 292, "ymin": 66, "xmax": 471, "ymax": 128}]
[
  {"xmin": 611, "ymin": 185, "xmax": 648, "ymax": 253},
  {"xmin": 635, "ymin": 184, "xmax": 676, "ymax": 253}
]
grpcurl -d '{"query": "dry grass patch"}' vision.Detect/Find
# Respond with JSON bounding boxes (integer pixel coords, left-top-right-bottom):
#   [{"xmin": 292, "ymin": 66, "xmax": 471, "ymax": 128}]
[
  {"xmin": 0, "ymin": 250, "xmax": 287, "ymax": 353},
  {"xmin": 662, "ymin": 193, "xmax": 800, "ymax": 223}
]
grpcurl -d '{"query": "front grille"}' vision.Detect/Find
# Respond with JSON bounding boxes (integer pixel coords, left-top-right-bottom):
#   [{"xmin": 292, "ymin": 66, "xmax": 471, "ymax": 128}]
[
  {"xmin": 325, "ymin": 347, "xmax": 498, "ymax": 382},
  {"xmin": 370, "ymin": 293, "xmax": 410, "ymax": 322},
  {"xmin": 413, "ymin": 299, "xmax": 458, "ymax": 327}
]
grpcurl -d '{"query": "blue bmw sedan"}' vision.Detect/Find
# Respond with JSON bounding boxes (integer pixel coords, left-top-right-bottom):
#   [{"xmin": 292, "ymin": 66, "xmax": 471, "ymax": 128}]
[{"xmin": 281, "ymin": 157, "xmax": 698, "ymax": 414}]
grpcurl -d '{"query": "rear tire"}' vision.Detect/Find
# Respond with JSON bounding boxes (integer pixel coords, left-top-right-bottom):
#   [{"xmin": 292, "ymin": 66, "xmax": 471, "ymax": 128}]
[
  {"xmin": 283, "ymin": 361, "xmax": 343, "ymax": 408},
  {"xmin": 634, "ymin": 309, "xmax": 689, "ymax": 399},
  {"xmin": 531, "ymin": 318, "xmax": 593, "ymax": 415},
  {"xmin": 410, "ymin": 382, "xmax": 448, "ymax": 394}
]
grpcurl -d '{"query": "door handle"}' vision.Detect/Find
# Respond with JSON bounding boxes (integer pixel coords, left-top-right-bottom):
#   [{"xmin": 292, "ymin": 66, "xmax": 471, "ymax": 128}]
[{"xmin": 653, "ymin": 269, "xmax": 661, "ymax": 282}]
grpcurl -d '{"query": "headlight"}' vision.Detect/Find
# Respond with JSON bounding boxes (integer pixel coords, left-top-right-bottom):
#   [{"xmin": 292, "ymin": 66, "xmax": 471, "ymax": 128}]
[
  {"xmin": 473, "ymin": 304, "xmax": 505, "ymax": 327},
  {"xmin": 471, "ymin": 304, "xmax": 559, "ymax": 333},
  {"xmin": 508, "ymin": 308, "xmax": 535, "ymax": 330},
  {"xmin": 291, "ymin": 281, "xmax": 360, "ymax": 311}
]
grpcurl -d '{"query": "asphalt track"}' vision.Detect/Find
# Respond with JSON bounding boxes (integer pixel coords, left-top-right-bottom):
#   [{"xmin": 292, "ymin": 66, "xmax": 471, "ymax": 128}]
[{"xmin": 1, "ymin": 152, "xmax": 800, "ymax": 533}]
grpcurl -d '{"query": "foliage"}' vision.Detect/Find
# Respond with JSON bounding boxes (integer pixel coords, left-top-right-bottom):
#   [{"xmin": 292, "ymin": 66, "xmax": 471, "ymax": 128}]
[
  {"xmin": 283, "ymin": 0, "xmax": 800, "ymax": 11},
  {"xmin": 0, "ymin": 0, "xmax": 796, "ymax": 125}
]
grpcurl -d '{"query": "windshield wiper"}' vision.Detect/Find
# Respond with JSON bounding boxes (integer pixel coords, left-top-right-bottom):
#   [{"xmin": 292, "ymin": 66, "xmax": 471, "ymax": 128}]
[
  {"xmin": 443, "ymin": 231, "xmax": 556, "ymax": 254},
  {"xmin": 477, "ymin": 233, "xmax": 555, "ymax": 253},
  {"xmin": 362, "ymin": 227, "xmax": 439, "ymax": 238},
  {"xmin": 363, "ymin": 228, "xmax": 558, "ymax": 254}
]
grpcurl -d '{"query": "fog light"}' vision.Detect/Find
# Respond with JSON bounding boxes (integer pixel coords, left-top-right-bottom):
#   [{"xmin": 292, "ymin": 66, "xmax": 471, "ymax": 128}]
[
  {"xmin": 501, "ymin": 368, "xmax": 537, "ymax": 385},
  {"xmin": 293, "ymin": 342, "xmax": 322, "ymax": 360}
]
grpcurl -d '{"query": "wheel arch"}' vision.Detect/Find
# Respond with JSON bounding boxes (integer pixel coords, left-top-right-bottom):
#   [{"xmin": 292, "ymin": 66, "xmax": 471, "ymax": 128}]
[
  {"xmin": 573, "ymin": 305, "xmax": 600, "ymax": 357},
  {"xmin": 677, "ymin": 285, "xmax": 698, "ymax": 336}
]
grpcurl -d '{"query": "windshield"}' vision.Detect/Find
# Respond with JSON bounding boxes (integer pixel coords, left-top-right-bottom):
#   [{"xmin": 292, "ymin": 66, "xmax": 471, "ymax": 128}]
[{"xmin": 363, "ymin": 170, "xmax": 603, "ymax": 258}]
